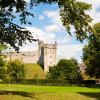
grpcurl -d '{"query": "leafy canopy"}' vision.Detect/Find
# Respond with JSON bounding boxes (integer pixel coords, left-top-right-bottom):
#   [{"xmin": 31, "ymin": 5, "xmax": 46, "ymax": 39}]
[{"xmin": 0, "ymin": 0, "xmax": 94, "ymax": 51}]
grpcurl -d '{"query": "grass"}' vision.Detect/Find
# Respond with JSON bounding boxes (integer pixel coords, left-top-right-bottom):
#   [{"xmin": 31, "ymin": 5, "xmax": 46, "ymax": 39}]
[
  {"xmin": 0, "ymin": 84, "xmax": 100, "ymax": 100},
  {"xmin": 1, "ymin": 92, "xmax": 99, "ymax": 100},
  {"xmin": 0, "ymin": 84, "xmax": 100, "ymax": 93},
  {"xmin": 25, "ymin": 63, "xmax": 46, "ymax": 79}
]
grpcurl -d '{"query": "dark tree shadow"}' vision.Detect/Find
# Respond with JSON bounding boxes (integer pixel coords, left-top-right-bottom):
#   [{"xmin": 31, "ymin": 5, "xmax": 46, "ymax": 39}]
[
  {"xmin": 79, "ymin": 92, "xmax": 100, "ymax": 100},
  {"xmin": 0, "ymin": 91, "xmax": 39, "ymax": 99}
]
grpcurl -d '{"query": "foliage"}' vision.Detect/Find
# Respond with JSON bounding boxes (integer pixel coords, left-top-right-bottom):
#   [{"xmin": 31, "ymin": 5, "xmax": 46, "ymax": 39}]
[
  {"xmin": 70, "ymin": 57, "xmax": 78, "ymax": 66},
  {"xmin": 59, "ymin": 0, "xmax": 93, "ymax": 42},
  {"xmin": 94, "ymin": 23, "xmax": 100, "ymax": 35},
  {"xmin": 0, "ymin": 60, "xmax": 25, "ymax": 81},
  {"xmin": 82, "ymin": 23, "xmax": 100, "ymax": 78},
  {"xmin": 47, "ymin": 59, "xmax": 81, "ymax": 81},
  {"xmin": 0, "ymin": 43, "xmax": 7, "ymax": 80},
  {"xmin": 0, "ymin": 58, "xmax": 6, "ymax": 80},
  {"xmin": 6, "ymin": 60, "xmax": 25, "ymax": 80},
  {"xmin": 0, "ymin": 0, "xmax": 94, "ymax": 51},
  {"xmin": 0, "ymin": 43, "xmax": 7, "ymax": 52},
  {"xmin": 0, "ymin": 8, "xmax": 34, "ymax": 51}
]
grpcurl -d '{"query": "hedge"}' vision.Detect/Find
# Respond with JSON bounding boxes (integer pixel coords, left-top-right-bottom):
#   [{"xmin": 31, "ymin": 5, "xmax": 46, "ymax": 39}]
[{"xmin": 0, "ymin": 79, "xmax": 100, "ymax": 88}]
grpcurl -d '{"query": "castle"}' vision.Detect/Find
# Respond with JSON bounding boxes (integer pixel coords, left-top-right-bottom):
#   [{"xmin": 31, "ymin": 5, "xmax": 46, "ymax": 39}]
[{"xmin": 4, "ymin": 41, "xmax": 57, "ymax": 73}]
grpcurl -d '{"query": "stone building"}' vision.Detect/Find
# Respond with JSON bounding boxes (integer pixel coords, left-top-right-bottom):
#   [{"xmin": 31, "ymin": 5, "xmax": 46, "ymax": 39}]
[
  {"xmin": 4, "ymin": 41, "xmax": 57, "ymax": 73},
  {"xmin": 77, "ymin": 63, "xmax": 86, "ymax": 74}
]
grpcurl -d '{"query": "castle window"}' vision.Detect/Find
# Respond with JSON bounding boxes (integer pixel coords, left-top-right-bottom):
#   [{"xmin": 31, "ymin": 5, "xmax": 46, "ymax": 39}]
[
  {"xmin": 50, "ymin": 61, "xmax": 52, "ymax": 64},
  {"xmin": 50, "ymin": 56, "xmax": 52, "ymax": 58},
  {"xmin": 22, "ymin": 54, "xmax": 25, "ymax": 56},
  {"xmin": 50, "ymin": 49, "xmax": 52, "ymax": 52}
]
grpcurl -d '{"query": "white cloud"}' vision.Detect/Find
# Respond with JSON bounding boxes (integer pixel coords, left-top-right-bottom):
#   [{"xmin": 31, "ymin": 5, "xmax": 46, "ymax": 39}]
[
  {"xmin": 18, "ymin": 26, "xmax": 56, "ymax": 51},
  {"xmin": 56, "ymin": 35, "xmax": 72, "ymax": 45},
  {"xmin": 78, "ymin": 0, "xmax": 100, "ymax": 24},
  {"xmin": 88, "ymin": 9, "xmax": 100, "ymax": 24},
  {"xmin": 57, "ymin": 44, "xmax": 84, "ymax": 62},
  {"xmin": 44, "ymin": 10, "xmax": 62, "ymax": 25},
  {"xmin": 24, "ymin": 0, "xmax": 30, "ymax": 3},
  {"xmin": 20, "ymin": 42, "xmax": 38, "ymax": 52},
  {"xmin": 43, "ymin": 10, "xmax": 65, "ymax": 30},
  {"xmin": 79, "ymin": 0, "xmax": 100, "ymax": 9},
  {"xmin": 26, "ymin": 27, "xmax": 56, "ymax": 43},
  {"xmin": 44, "ymin": 10, "xmax": 58, "ymax": 18},
  {"xmin": 44, "ymin": 24, "xmax": 61, "ymax": 33},
  {"xmin": 39, "ymin": 15, "xmax": 45, "ymax": 20}
]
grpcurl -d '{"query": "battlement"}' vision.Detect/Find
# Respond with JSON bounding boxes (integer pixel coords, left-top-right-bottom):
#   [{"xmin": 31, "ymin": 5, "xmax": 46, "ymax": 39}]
[
  {"xmin": 43, "ymin": 44, "xmax": 57, "ymax": 49},
  {"xmin": 38, "ymin": 41, "xmax": 57, "ymax": 49}
]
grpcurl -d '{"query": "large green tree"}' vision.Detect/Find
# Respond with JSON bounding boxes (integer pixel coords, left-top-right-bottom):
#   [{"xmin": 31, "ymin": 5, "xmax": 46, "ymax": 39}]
[
  {"xmin": 82, "ymin": 23, "xmax": 100, "ymax": 78},
  {"xmin": 6, "ymin": 60, "xmax": 25, "ymax": 80},
  {"xmin": 0, "ymin": 0, "xmax": 94, "ymax": 51},
  {"xmin": 47, "ymin": 59, "xmax": 81, "ymax": 81}
]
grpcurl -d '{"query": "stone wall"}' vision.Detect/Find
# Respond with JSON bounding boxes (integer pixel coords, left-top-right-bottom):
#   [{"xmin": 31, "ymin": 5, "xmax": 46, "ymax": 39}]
[{"xmin": 4, "ymin": 51, "xmax": 38, "ymax": 64}]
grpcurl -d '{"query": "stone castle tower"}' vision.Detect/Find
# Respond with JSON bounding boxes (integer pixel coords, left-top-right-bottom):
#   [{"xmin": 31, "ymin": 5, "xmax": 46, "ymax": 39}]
[
  {"xmin": 4, "ymin": 41, "xmax": 57, "ymax": 73},
  {"xmin": 38, "ymin": 41, "xmax": 57, "ymax": 72}
]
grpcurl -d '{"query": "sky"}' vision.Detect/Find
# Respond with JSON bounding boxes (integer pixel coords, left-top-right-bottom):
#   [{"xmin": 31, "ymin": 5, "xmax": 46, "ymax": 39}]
[{"xmin": 7, "ymin": 0, "xmax": 100, "ymax": 63}]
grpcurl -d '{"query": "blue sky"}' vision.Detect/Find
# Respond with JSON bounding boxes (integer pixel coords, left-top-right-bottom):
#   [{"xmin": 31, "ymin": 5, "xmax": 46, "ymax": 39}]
[{"xmin": 8, "ymin": 0, "xmax": 100, "ymax": 63}]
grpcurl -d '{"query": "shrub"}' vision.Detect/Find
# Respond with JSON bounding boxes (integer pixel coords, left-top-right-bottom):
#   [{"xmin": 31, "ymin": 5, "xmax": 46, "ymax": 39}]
[
  {"xmin": 47, "ymin": 59, "xmax": 82, "ymax": 82},
  {"xmin": 6, "ymin": 60, "xmax": 25, "ymax": 81}
]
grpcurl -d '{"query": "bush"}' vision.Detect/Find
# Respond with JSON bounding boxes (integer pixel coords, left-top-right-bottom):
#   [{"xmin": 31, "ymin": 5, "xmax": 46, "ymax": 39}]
[
  {"xmin": 0, "ymin": 57, "xmax": 6, "ymax": 80},
  {"xmin": 6, "ymin": 60, "xmax": 26, "ymax": 81},
  {"xmin": 0, "ymin": 79, "xmax": 100, "ymax": 88},
  {"xmin": 47, "ymin": 59, "xmax": 82, "ymax": 82}
]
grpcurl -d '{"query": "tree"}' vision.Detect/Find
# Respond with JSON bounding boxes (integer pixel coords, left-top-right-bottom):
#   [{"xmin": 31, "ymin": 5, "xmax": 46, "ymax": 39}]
[
  {"xmin": 82, "ymin": 23, "xmax": 100, "ymax": 78},
  {"xmin": 0, "ymin": 0, "xmax": 94, "ymax": 51},
  {"xmin": 0, "ymin": 43, "xmax": 7, "ymax": 80},
  {"xmin": 70, "ymin": 57, "xmax": 78, "ymax": 66},
  {"xmin": 94, "ymin": 23, "xmax": 100, "ymax": 35},
  {"xmin": 6, "ymin": 60, "xmax": 25, "ymax": 80},
  {"xmin": 47, "ymin": 59, "xmax": 81, "ymax": 81},
  {"xmin": 0, "ymin": 57, "xmax": 6, "ymax": 80},
  {"xmin": 0, "ymin": 59, "xmax": 25, "ymax": 81}
]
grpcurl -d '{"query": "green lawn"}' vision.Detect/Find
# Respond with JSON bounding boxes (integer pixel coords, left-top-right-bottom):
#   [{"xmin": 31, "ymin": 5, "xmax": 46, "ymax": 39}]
[
  {"xmin": 0, "ymin": 84, "xmax": 100, "ymax": 100},
  {"xmin": 0, "ymin": 84, "xmax": 100, "ymax": 93}
]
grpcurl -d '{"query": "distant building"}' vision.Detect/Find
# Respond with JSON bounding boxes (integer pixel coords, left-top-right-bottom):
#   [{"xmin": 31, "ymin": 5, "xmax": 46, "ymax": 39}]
[
  {"xmin": 77, "ymin": 63, "xmax": 86, "ymax": 74},
  {"xmin": 4, "ymin": 41, "xmax": 57, "ymax": 73}
]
